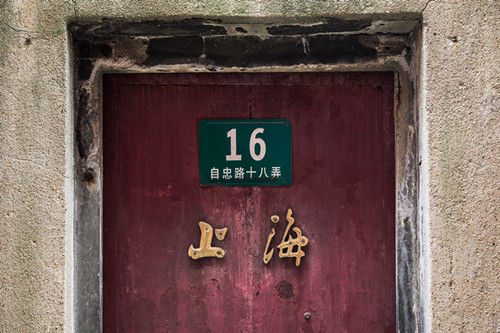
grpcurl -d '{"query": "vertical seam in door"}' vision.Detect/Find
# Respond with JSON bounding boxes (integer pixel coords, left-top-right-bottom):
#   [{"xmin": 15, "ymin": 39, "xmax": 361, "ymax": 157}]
[{"xmin": 249, "ymin": 85, "xmax": 253, "ymax": 119}]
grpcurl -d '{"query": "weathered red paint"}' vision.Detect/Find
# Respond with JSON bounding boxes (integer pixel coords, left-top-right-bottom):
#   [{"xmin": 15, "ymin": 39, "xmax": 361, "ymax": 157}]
[{"xmin": 103, "ymin": 72, "xmax": 395, "ymax": 332}]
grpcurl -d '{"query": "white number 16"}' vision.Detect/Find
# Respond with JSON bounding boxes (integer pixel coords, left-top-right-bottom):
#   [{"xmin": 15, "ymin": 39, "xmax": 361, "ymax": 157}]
[{"xmin": 226, "ymin": 128, "xmax": 266, "ymax": 161}]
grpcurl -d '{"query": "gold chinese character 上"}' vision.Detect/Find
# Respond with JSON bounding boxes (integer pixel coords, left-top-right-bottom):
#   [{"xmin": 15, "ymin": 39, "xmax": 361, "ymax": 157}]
[{"xmin": 188, "ymin": 221, "xmax": 227, "ymax": 260}]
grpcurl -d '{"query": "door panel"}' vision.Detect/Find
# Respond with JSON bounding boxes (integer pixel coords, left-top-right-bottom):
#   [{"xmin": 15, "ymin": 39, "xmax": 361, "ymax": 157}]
[{"xmin": 103, "ymin": 73, "xmax": 395, "ymax": 332}]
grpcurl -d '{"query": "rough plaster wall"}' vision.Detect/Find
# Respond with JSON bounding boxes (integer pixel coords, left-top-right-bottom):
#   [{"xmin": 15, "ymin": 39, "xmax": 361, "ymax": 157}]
[
  {"xmin": 0, "ymin": 1, "xmax": 73, "ymax": 331},
  {"xmin": 423, "ymin": 1, "xmax": 500, "ymax": 332},
  {"xmin": 0, "ymin": 0, "xmax": 497, "ymax": 332}
]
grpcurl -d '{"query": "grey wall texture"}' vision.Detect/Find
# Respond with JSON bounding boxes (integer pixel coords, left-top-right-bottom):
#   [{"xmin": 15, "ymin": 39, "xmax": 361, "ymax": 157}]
[{"xmin": 0, "ymin": 0, "xmax": 498, "ymax": 332}]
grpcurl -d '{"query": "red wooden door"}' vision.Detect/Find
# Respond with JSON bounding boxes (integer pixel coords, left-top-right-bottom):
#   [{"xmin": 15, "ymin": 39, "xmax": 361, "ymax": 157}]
[{"xmin": 103, "ymin": 72, "xmax": 395, "ymax": 332}]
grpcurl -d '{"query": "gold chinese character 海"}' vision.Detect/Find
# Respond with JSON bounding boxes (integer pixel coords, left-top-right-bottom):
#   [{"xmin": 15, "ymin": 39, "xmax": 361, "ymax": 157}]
[
  {"xmin": 263, "ymin": 208, "xmax": 309, "ymax": 266},
  {"xmin": 188, "ymin": 221, "xmax": 227, "ymax": 260}
]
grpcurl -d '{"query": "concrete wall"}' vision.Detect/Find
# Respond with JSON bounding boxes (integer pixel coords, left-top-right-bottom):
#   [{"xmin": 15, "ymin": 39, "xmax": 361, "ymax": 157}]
[{"xmin": 0, "ymin": 0, "xmax": 497, "ymax": 332}]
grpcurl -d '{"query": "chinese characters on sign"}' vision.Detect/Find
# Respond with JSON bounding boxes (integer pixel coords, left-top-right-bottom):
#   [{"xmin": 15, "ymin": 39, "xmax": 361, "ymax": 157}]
[
  {"xmin": 198, "ymin": 120, "xmax": 292, "ymax": 186},
  {"xmin": 209, "ymin": 166, "xmax": 282, "ymax": 181},
  {"xmin": 187, "ymin": 208, "xmax": 309, "ymax": 266}
]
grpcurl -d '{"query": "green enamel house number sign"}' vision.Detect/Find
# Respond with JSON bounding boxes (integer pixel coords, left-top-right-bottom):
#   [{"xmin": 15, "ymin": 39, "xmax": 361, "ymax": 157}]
[{"xmin": 198, "ymin": 119, "xmax": 292, "ymax": 186}]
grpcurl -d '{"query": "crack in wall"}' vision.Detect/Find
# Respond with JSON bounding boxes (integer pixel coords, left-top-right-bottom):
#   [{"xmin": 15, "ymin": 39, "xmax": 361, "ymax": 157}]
[{"xmin": 0, "ymin": 20, "xmax": 62, "ymax": 41}]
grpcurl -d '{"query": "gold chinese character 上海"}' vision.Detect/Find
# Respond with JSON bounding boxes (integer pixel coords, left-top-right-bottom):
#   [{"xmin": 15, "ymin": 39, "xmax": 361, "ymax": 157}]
[
  {"xmin": 188, "ymin": 221, "xmax": 227, "ymax": 259},
  {"xmin": 262, "ymin": 208, "xmax": 309, "ymax": 266}
]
